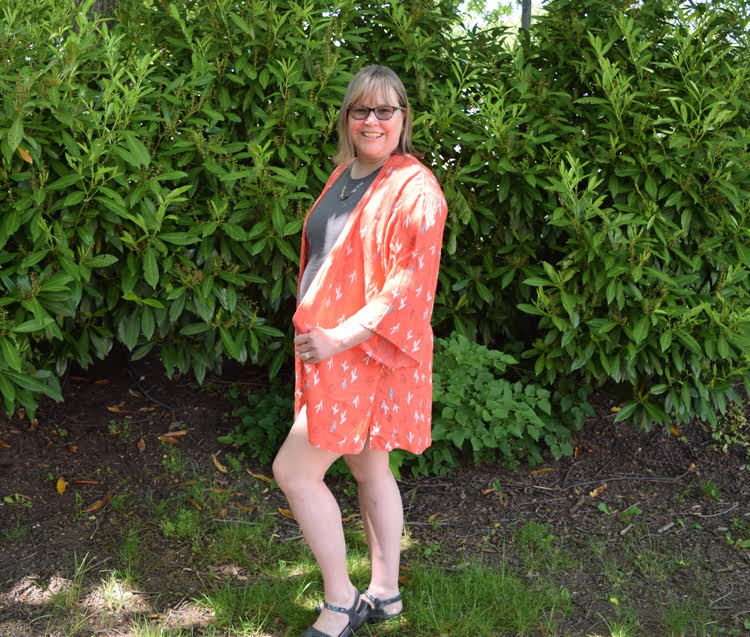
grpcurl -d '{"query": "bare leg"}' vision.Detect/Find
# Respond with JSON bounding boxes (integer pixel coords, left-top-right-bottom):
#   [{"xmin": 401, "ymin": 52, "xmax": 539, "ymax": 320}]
[
  {"xmin": 272, "ymin": 406, "xmax": 356, "ymax": 635},
  {"xmin": 344, "ymin": 445, "xmax": 403, "ymax": 616}
]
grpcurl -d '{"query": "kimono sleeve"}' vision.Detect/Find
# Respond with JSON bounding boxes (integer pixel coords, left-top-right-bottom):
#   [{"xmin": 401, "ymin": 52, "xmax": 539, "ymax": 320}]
[{"xmin": 357, "ymin": 174, "xmax": 447, "ymax": 368}]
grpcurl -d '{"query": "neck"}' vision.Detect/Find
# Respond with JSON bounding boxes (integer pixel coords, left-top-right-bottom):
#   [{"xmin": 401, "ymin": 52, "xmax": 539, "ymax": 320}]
[{"xmin": 351, "ymin": 156, "xmax": 389, "ymax": 179}]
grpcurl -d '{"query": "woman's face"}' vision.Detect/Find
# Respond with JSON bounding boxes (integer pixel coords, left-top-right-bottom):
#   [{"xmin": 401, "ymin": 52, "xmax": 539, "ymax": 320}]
[{"xmin": 347, "ymin": 85, "xmax": 404, "ymax": 169}]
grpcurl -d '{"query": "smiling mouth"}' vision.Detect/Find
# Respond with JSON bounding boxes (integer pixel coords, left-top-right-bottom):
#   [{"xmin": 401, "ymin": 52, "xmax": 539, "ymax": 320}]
[{"xmin": 361, "ymin": 132, "xmax": 383, "ymax": 138}]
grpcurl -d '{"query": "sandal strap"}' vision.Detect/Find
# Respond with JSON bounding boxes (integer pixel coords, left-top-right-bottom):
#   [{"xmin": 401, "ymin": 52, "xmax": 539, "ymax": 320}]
[
  {"xmin": 322, "ymin": 600, "xmax": 352, "ymax": 615},
  {"xmin": 322, "ymin": 589, "xmax": 364, "ymax": 623},
  {"xmin": 363, "ymin": 589, "xmax": 402, "ymax": 608}
]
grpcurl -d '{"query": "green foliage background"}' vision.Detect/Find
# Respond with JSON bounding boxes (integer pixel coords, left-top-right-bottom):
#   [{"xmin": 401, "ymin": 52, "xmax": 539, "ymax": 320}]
[{"xmin": 1, "ymin": 0, "xmax": 749, "ymax": 464}]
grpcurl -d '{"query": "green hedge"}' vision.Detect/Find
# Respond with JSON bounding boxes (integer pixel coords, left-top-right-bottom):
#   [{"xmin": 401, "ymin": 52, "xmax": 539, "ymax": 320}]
[{"xmin": 1, "ymin": 0, "xmax": 749, "ymax": 448}]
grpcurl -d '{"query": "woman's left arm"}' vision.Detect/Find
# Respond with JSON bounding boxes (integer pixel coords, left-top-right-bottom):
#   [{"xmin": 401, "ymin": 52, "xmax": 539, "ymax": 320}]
[{"xmin": 294, "ymin": 318, "xmax": 374, "ymax": 364}]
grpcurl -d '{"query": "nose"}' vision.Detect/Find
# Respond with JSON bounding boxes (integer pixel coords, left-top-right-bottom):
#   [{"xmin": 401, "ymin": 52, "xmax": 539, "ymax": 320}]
[{"xmin": 363, "ymin": 109, "xmax": 379, "ymax": 123}]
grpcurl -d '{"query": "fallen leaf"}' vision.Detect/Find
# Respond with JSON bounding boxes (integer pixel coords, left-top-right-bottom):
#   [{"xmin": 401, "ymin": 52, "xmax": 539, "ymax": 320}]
[
  {"xmin": 428, "ymin": 513, "xmax": 439, "ymax": 523},
  {"xmin": 56, "ymin": 477, "xmax": 66, "ymax": 495},
  {"xmin": 217, "ymin": 507, "xmax": 226, "ymax": 519},
  {"xmin": 138, "ymin": 406, "xmax": 157, "ymax": 412},
  {"xmin": 399, "ymin": 565, "xmax": 412, "ymax": 571},
  {"xmin": 160, "ymin": 436, "xmax": 179, "ymax": 445},
  {"xmin": 70, "ymin": 480, "xmax": 100, "ymax": 485},
  {"xmin": 574, "ymin": 445, "xmax": 581, "ymax": 458},
  {"xmin": 236, "ymin": 504, "xmax": 255, "ymax": 513},
  {"xmin": 214, "ymin": 488, "xmax": 227, "ymax": 494},
  {"xmin": 67, "ymin": 445, "xmax": 78, "ymax": 453},
  {"xmin": 610, "ymin": 406, "xmax": 621, "ymax": 413},
  {"xmin": 137, "ymin": 438, "xmax": 146, "ymax": 453},
  {"xmin": 342, "ymin": 513, "xmax": 360, "ymax": 523},
  {"xmin": 0, "ymin": 438, "xmax": 10, "ymax": 448},
  {"xmin": 70, "ymin": 376, "xmax": 90, "ymax": 382},
  {"xmin": 128, "ymin": 388, "xmax": 143, "ymax": 397},
  {"xmin": 45, "ymin": 441, "xmax": 53, "ymax": 450},
  {"xmin": 589, "ymin": 483, "xmax": 608, "ymax": 498},
  {"xmin": 530, "ymin": 467, "xmax": 555, "ymax": 476},
  {"xmin": 689, "ymin": 462, "xmax": 696, "ymax": 472},
  {"xmin": 17, "ymin": 146, "xmax": 32, "ymax": 163},
  {"xmin": 481, "ymin": 488, "xmax": 495, "ymax": 496},
  {"xmin": 212, "ymin": 452, "xmax": 228, "ymax": 473},
  {"xmin": 398, "ymin": 575, "xmax": 410, "ymax": 586},
  {"xmin": 107, "ymin": 406, "xmax": 131, "ymax": 414},
  {"xmin": 16, "ymin": 408, "xmax": 25, "ymax": 419},
  {"xmin": 278, "ymin": 508, "xmax": 295, "ymax": 520},
  {"xmin": 94, "ymin": 379, "xmax": 110, "ymax": 385},
  {"xmin": 82, "ymin": 492, "xmax": 113, "ymax": 513},
  {"xmin": 187, "ymin": 498, "xmax": 203, "ymax": 511},
  {"xmin": 247, "ymin": 470, "xmax": 273, "ymax": 483},
  {"xmin": 671, "ymin": 424, "xmax": 680, "ymax": 436},
  {"xmin": 161, "ymin": 430, "xmax": 188, "ymax": 437}
]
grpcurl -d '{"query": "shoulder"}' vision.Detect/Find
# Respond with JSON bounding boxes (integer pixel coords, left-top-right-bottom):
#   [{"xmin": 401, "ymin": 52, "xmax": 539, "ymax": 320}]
[{"xmin": 386, "ymin": 155, "xmax": 445, "ymax": 199}]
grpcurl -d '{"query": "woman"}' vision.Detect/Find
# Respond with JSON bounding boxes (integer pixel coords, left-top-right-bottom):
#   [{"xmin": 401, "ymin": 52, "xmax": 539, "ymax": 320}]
[{"xmin": 272, "ymin": 65, "xmax": 447, "ymax": 637}]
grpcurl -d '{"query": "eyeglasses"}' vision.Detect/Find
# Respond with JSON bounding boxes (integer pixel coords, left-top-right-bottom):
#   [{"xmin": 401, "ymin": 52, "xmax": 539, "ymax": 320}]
[{"xmin": 348, "ymin": 105, "xmax": 405, "ymax": 121}]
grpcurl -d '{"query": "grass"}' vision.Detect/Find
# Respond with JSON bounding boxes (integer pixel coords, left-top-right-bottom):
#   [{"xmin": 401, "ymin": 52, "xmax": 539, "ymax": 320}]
[{"xmin": 16, "ymin": 456, "xmax": 743, "ymax": 637}]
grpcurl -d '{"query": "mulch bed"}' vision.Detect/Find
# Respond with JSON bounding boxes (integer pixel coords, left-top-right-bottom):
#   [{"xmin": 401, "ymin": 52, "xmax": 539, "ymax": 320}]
[{"xmin": 1, "ymin": 350, "xmax": 748, "ymax": 635}]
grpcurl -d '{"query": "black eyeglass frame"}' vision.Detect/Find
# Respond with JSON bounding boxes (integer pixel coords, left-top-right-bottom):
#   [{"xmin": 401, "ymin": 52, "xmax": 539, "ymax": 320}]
[{"xmin": 347, "ymin": 105, "xmax": 406, "ymax": 121}]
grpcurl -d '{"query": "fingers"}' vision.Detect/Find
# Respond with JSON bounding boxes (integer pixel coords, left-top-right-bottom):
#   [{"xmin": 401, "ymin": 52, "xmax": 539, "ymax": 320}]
[{"xmin": 294, "ymin": 332, "xmax": 313, "ymax": 362}]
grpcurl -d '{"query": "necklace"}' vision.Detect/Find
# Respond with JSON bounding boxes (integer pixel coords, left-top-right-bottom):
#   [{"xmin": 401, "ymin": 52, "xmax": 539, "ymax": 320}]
[{"xmin": 339, "ymin": 170, "xmax": 366, "ymax": 200}]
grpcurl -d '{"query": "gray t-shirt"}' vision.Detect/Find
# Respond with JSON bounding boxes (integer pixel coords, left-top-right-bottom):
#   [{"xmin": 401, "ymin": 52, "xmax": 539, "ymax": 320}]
[{"xmin": 299, "ymin": 166, "xmax": 379, "ymax": 302}]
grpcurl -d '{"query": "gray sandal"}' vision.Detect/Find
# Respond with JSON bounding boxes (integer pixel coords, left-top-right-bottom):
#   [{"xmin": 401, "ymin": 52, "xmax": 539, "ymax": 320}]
[
  {"xmin": 302, "ymin": 589, "xmax": 370, "ymax": 637},
  {"xmin": 362, "ymin": 589, "xmax": 402, "ymax": 623}
]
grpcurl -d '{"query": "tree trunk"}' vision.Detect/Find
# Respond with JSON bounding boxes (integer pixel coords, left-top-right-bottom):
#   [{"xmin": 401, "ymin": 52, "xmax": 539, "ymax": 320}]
[
  {"xmin": 521, "ymin": 0, "xmax": 532, "ymax": 30},
  {"xmin": 77, "ymin": 0, "xmax": 120, "ymax": 23}
]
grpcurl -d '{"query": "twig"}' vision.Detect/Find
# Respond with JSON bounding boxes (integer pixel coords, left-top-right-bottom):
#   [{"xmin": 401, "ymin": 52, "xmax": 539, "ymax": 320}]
[
  {"xmin": 687, "ymin": 503, "xmax": 739, "ymax": 519},
  {"xmin": 127, "ymin": 369, "xmax": 175, "ymax": 411},
  {"xmin": 505, "ymin": 482, "xmax": 559, "ymax": 491},
  {"xmin": 0, "ymin": 551, "xmax": 37, "ymax": 568},
  {"xmin": 405, "ymin": 521, "xmax": 448, "ymax": 526},
  {"xmin": 518, "ymin": 497, "xmax": 569, "ymax": 507},
  {"xmin": 88, "ymin": 498, "xmax": 114, "ymax": 540},
  {"xmin": 709, "ymin": 584, "xmax": 733, "ymax": 609},
  {"xmin": 562, "ymin": 461, "xmax": 580, "ymax": 488},
  {"xmin": 569, "ymin": 496, "xmax": 585, "ymax": 515},
  {"xmin": 658, "ymin": 522, "xmax": 675, "ymax": 533},
  {"xmin": 566, "ymin": 470, "xmax": 691, "ymax": 490}
]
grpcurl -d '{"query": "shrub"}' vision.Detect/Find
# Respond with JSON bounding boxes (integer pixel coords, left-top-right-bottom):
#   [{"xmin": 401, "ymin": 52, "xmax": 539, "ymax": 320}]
[
  {"xmin": 1, "ymin": 0, "xmax": 748, "ymax": 458},
  {"xmin": 218, "ymin": 378, "xmax": 294, "ymax": 465},
  {"xmin": 394, "ymin": 333, "xmax": 593, "ymax": 476}
]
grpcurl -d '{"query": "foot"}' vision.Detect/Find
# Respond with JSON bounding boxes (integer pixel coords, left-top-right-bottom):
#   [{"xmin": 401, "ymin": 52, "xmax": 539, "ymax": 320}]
[
  {"xmin": 362, "ymin": 587, "xmax": 402, "ymax": 623},
  {"xmin": 306, "ymin": 588, "xmax": 369, "ymax": 636}
]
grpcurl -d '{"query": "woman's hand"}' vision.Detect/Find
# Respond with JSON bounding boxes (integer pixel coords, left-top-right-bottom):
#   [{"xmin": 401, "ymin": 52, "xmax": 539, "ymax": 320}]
[
  {"xmin": 294, "ymin": 327, "xmax": 342, "ymax": 364},
  {"xmin": 294, "ymin": 322, "xmax": 375, "ymax": 364}
]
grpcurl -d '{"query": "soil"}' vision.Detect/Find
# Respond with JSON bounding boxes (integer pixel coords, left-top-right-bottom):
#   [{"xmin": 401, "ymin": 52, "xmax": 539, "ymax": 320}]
[{"xmin": 0, "ymin": 349, "xmax": 748, "ymax": 636}]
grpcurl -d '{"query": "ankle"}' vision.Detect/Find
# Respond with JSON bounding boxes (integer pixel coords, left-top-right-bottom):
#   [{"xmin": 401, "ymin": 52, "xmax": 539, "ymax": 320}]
[
  {"xmin": 324, "ymin": 585, "xmax": 358, "ymax": 609},
  {"xmin": 366, "ymin": 584, "xmax": 399, "ymax": 598}
]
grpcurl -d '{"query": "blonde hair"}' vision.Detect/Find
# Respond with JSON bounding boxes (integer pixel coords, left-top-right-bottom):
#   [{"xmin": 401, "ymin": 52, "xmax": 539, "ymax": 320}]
[{"xmin": 333, "ymin": 65, "xmax": 417, "ymax": 166}]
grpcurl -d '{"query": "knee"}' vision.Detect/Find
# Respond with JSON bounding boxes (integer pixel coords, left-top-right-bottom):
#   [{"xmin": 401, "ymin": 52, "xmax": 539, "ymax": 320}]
[
  {"xmin": 272, "ymin": 450, "xmax": 326, "ymax": 497},
  {"xmin": 346, "ymin": 456, "xmax": 391, "ymax": 486},
  {"xmin": 272, "ymin": 453, "xmax": 294, "ymax": 495}
]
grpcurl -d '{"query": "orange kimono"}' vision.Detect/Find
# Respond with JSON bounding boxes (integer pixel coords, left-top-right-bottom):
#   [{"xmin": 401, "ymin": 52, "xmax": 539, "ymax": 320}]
[{"xmin": 292, "ymin": 153, "xmax": 447, "ymax": 455}]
